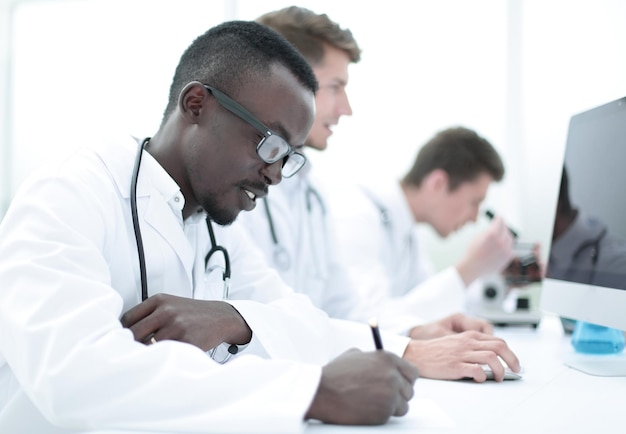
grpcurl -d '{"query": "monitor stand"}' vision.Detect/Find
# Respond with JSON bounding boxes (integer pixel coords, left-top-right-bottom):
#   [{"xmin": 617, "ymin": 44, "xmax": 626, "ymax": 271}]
[
  {"xmin": 565, "ymin": 322, "xmax": 626, "ymax": 377},
  {"xmin": 565, "ymin": 353, "xmax": 626, "ymax": 377}
]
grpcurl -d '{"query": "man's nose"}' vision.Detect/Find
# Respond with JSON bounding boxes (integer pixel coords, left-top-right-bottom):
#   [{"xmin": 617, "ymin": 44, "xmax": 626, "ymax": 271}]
[{"xmin": 261, "ymin": 160, "xmax": 283, "ymax": 185}]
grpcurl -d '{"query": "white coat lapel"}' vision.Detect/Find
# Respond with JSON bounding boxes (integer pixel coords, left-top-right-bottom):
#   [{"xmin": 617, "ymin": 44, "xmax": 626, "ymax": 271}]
[
  {"xmin": 142, "ymin": 194, "xmax": 195, "ymax": 280},
  {"xmin": 99, "ymin": 135, "xmax": 195, "ymax": 287}
]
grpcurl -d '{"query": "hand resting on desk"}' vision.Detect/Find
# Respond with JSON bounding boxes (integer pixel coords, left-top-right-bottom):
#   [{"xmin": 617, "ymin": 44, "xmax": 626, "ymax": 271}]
[
  {"xmin": 403, "ymin": 331, "xmax": 521, "ymax": 382},
  {"xmin": 404, "ymin": 314, "xmax": 521, "ymax": 383}
]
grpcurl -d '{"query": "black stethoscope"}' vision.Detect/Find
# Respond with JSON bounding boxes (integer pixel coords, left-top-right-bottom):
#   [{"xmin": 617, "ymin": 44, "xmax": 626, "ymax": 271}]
[
  {"xmin": 262, "ymin": 183, "xmax": 326, "ymax": 272},
  {"xmin": 131, "ymin": 138, "xmax": 231, "ymax": 301}
]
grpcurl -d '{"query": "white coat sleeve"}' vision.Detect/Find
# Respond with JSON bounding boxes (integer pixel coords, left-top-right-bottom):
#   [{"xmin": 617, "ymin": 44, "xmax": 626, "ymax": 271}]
[
  {"xmin": 332, "ymin": 188, "xmax": 467, "ymax": 333},
  {"xmin": 326, "ymin": 318, "xmax": 411, "ymax": 360},
  {"xmin": 213, "ymin": 223, "xmax": 336, "ymax": 364},
  {"xmin": 332, "ymin": 189, "xmax": 407, "ymax": 326},
  {"xmin": 213, "ymin": 224, "xmax": 411, "ymax": 363},
  {"xmin": 320, "ymin": 206, "xmax": 377, "ymax": 323},
  {"xmin": 380, "ymin": 266, "xmax": 467, "ymax": 326},
  {"xmin": 307, "ymin": 175, "xmax": 377, "ymax": 322},
  {"xmin": 0, "ymin": 169, "xmax": 320, "ymax": 433}
]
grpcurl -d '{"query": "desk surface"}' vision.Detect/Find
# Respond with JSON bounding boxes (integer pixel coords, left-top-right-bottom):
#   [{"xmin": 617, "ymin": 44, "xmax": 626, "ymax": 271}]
[
  {"xmin": 308, "ymin": 314, "xmax": 626, "ymax": 434},
  {"xmin": 70, "ymin": 315, "xmax": 626, "ymax": 434}
]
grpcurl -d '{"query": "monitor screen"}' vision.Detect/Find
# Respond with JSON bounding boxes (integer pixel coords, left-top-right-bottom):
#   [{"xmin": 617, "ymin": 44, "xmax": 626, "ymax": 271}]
[{"xmin": 541, "ymin": 96, "xmax": 626, "ymax": 376}]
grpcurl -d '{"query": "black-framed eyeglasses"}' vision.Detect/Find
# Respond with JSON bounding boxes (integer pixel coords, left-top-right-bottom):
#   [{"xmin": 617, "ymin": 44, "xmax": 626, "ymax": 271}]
[{"xmin": 204, "ymin": 84, "xmax": 307, "ymax": 178}]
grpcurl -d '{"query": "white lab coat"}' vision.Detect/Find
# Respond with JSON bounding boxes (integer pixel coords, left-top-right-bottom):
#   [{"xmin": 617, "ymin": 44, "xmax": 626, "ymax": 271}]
[
  {"xmin": 234, "ymin": 164, "xmax": 373, "ymax": 322},
  {"xmin": 331, "ymin": 181, "xmax": 466, "ymax": 333},
  {"xmin": 0, "ymin": 135, "xmax": 408, "ymax": 434}
]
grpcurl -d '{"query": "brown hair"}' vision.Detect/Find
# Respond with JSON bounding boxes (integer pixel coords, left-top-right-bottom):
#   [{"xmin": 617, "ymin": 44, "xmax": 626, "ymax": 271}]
[
  {"xmin": 402, "ymin": 126, "xmax": 505, "ymax": 191},
  {"xmin": 257, "ymin": 6, "xmax": 361, "ymax": 66}
]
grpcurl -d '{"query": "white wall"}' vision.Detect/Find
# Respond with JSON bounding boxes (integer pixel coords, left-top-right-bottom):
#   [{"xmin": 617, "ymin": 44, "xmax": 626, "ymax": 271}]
[
  {"xmin": 2, "ymin": 0, "xmax": 626, "ymax": 270},
  {"xmin": 8, "ymin": 0, "xmax": 227, "ymax": 192},
  {"xmin": 520, "ymin": 0, "xmax": 626, "ymax": 259}
]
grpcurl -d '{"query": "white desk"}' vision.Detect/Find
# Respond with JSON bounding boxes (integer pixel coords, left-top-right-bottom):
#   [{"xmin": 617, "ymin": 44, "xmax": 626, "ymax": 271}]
[
  {"xmin": 67, "ymin": 315, "xmax": 626, "ymax": 434},
  {"xmin": 307, "ymin": 314, "xmax": 626, "ymax": 434}
]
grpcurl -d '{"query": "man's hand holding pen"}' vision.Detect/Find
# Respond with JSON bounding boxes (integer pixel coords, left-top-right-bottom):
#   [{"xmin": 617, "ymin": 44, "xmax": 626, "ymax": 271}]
[
  {"xmin": 306, "ymin": 349, "xmax": 419, "ymax": 425},
  {"xmin": 306, "ymin": 319, "xmax": 418, "ymax": 425}
]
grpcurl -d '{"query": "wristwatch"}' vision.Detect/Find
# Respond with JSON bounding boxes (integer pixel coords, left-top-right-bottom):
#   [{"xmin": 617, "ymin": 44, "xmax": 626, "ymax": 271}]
[{"xmin": 208, "ymin": 341, "xmax": 249, "ymax": 364}]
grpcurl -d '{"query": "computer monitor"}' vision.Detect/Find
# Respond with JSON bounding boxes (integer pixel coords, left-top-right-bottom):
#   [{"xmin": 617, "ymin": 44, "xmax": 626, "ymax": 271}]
[{"xmin": 540, "ymin": 95, "xmax": 626, "ymax": 377}]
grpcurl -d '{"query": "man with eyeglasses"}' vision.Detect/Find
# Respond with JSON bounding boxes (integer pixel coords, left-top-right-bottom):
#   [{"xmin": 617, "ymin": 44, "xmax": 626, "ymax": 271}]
[
  {"xmin": 0, "ymin": 21, "xmax": 418, "ymax": 433},
  {"xmin": 203, "ymin": 84, "xmax": 307, "ymax": 179}
]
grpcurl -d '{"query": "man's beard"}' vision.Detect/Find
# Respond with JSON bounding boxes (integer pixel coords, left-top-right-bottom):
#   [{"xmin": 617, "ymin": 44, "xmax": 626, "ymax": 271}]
[{"xmin": 202, "ymin": 195, "xmax": 238, "ymax": 226}]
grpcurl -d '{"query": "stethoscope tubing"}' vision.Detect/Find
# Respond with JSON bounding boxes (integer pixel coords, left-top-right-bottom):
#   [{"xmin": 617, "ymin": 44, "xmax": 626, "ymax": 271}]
[
  {"xmin": 262, "ymin": 184, "xmax": 326, "ymax": 274},
  {"xmin": 131, "ymin": 138, "xmax": 150, "ymax": 301},
  {"xmin": 131, "ymin": 138, "xmax": 230, "ymax": 301}
]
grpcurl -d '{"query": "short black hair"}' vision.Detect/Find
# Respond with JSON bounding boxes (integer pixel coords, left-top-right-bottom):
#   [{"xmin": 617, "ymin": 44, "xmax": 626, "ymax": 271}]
[{"xmin": 162, "ymin": 20, "xmax": 318, "ymax": 123}]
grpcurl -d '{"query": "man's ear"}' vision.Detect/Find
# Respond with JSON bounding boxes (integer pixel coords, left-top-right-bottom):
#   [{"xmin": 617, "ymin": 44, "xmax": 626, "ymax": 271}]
[
  {"xmin": 425, "ymin": 168, "xmax": 449, "ymax": 193},
  {"xmin": 178, "ymin": 81, "xmax": 209, "ymax": 123}
]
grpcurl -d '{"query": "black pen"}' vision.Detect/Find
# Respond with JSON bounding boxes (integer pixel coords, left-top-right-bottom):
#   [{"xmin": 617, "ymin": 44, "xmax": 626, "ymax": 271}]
[
  {"xmin": 369, "ymin": 318, "xmax": 384, "ymax": 350},
  {"xmin": 484, "ymin": 209, "xmax": 518, "ymax": 238}
]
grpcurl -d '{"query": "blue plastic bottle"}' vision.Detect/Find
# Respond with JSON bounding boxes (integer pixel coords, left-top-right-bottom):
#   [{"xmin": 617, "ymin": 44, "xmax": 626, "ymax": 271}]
[{"xmin": 571, "ymin": 321, "xmax": 626, "ymax": 354}]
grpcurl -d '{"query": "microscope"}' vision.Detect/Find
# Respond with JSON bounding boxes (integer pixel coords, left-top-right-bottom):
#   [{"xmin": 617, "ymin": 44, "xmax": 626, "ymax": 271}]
[
  {"xmin": 469, "ymin": 242, "xmax": 543, "ymax": 327},
  {"xmin": 467, "ymin": 211, "xmax": 543, "ymax": 327}
]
